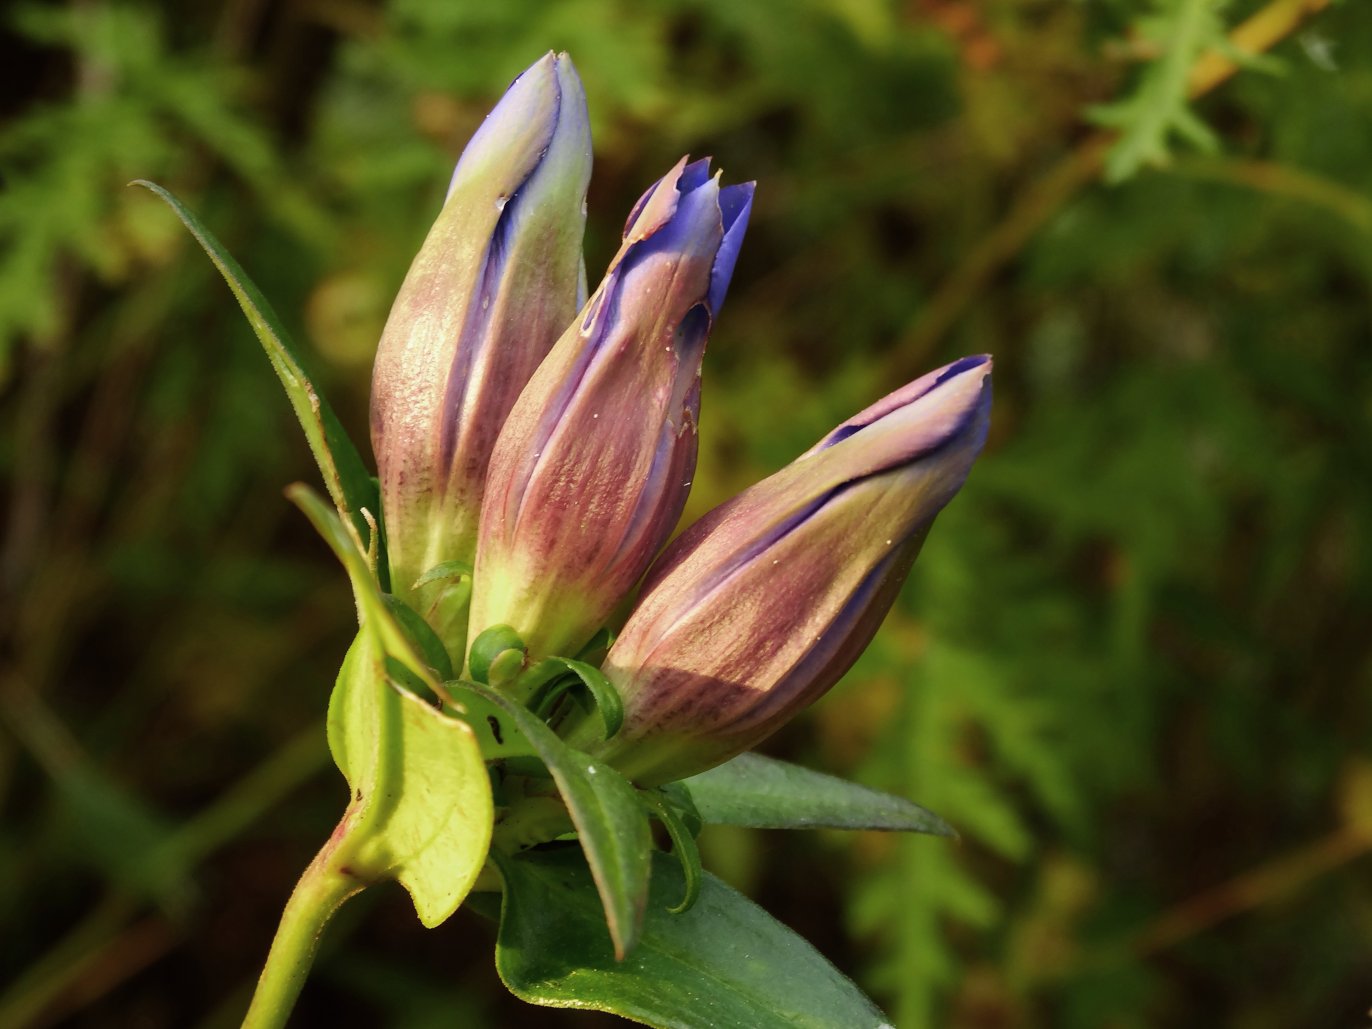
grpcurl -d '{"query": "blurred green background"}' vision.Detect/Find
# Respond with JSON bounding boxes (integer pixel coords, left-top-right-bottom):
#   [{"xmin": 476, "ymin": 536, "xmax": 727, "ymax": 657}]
[{"xmin": 2, "ymin": 0, "xmax": 1370, "ymax": 1026}]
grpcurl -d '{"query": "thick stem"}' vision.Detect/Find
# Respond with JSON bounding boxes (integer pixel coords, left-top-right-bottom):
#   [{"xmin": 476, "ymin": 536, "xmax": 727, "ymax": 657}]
[{"xmin": 241, "ymin": 826, "xmax": 366, "ymax": 1029}]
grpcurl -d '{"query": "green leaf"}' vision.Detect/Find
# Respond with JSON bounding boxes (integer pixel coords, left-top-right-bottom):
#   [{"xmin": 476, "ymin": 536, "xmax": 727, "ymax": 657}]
[
  {"xmin": 518, "ymin": 656, "xmax": 624, "ymax": 739},
  {"xmin": 411, "ymin": 560, "xmax": 474, "ymax": 588},
  {"xmin": 327, "ymin": 631, "xmax": 375, "ymax": 786},
  {"xmin": 442, "ymin": 688, "xmax": 538, "ymax": 763},
  {"xmin": 366, "ymin": 686, "xmax": 492, "ymax": 928},
  {"xmin": 680, "ymin": 753, "xmax": 953, "ymax": 836},
  {"xmin": 1086, "ymin": 0, "xmax": 1229, "ymax": 182},
  {"xmin": 288, "ymin": 485, "xmax": 443, "ymax": 695},
  {"xmin": 451, "ymin": 682, "xmax": 651, "ymax": 958},
  {"xmin": 640, "ymin": 791, "xmax": 701, "ymax": 914},
  {"xmin": 382, "ymin": 594, "xmax": 454, "ymax": 683},
  {"xmin": 295, "ymin": 481, "xmax": 492, "ymax": 928},
  {"xmin": 326, "ymin": 629, "xmax": 493, "ymax": 928},
  {"xmin": 493, "ymin": 847, "xmax": 891, "ymax": 1029},
  {"xmin": 133, "ymin": 181, "xmax": 380, "ymax": 551}
]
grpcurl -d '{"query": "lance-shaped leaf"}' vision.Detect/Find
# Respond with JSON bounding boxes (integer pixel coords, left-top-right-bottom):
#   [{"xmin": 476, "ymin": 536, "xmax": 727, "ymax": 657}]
[
  {"xmin": 679, "ymin": 752, "xmax": 952, "ymax": 835},
  {"xmin": 449, "ymin": 681, "xmax": 651, "ymax": 959},
  {"xmin": 293, "ymin": 485, "xmax": 492, "ymax": 927},
  {"xmin": 564, "ymin": 356, "xmax": 993, "ymax": 785},
  {"xmin": 488, "ymin": 847, "xmax": 891, "ymax": 1028},
  {"xmin": 470, "ymin": 157, "xmax": 754, "ymax": 661},
  {"xmin": 134, "ymin": 181, "xmax": 379, "ymax": 554},
  {"xmin": 289, "ymin": 485, "xmax": 447, "ymax": 691}
]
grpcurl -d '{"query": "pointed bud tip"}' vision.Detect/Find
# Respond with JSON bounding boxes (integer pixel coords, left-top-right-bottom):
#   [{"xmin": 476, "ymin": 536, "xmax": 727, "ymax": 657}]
[
  {"xmin": 903, "ymin": 353, "xmax": 993, "ymax": 464},
  {"xmin": 949, "ymin": 352, "xmax": 992, "ymax": 376},
  {"xmin": 445, "ymin": 51, "xmax": 590, "ymax": 205}
]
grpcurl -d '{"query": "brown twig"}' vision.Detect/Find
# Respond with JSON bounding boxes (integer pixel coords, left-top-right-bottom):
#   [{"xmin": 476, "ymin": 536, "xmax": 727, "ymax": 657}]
[{"xmin": 1129, "ymin": 826, "xmax": 1372, "ymax": 958}]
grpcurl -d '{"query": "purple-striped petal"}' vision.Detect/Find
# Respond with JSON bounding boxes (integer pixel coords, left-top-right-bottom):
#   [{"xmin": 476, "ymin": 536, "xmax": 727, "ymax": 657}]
[
  {"xmin": 370, "ymin": 52, "xmax": 591, "ymax": 660},
  {"xmin": 567, "ymin": 356, "xmax": 992, "ymax": 784},
  {"xmin": 469, "ymin": 157, "xmax": 753, "ymax": 663},
  {"xmin": 707, "ymin": 182, "xmax": 754, "ymax": 314}
]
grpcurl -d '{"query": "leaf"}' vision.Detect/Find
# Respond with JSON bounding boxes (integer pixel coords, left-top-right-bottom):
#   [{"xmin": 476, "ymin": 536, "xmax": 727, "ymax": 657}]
[
  {"xmin": 492, "ymin": 847, "xmax": 891, "ymax": 1029},
  {"xmin": 1087, "ymin": 0, "xmax": 1228, "ymax": 182},
  {"xmin": 640, "ymin": 791, "xmax": 702, "ymax": 914},
  {"xmin": 133, "ymin": 181, "xmax": 380, "ymax": 551},
  {"xmin": 679, "ymin": 752, "xmax": 953, "ymax": 835},
  {"xmin": 294, "ymin": 482, "xmax": 492, "ymax": 928},
  {"xmin": 288, "ymin": 484, "xmax": 442, "ymax": 694},
  {"xmin": 450, "ymin": 682, "xmax": 651, "ymax": 958},
  {"xmin": 382, "ymin": 594, "xmax": 454, "ymax": 683},
  {"xmin": 519, "ymin": 656, "xmax": 624, "ymax": 739},
  {"xmin": 327, "ymin": 629, "xmax": 493, "ymax": 928},
  {"xmin": 366, "ymin": 686, "xmax": 493, "ymax": 927},
  {"xmin": 442, "ymin": 687, "xmax": 539, "ymax": 762},
  {"xmin": 326, "ymin": 632, "xmax": 376, "ymax": 786}
]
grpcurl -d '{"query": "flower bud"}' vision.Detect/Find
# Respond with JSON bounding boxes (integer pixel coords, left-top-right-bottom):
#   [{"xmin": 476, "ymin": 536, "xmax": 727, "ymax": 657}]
[
  {"xmin": 468, "ymin": 157, "xmax": 755, "ymax": 662},
  {"xmin": 571, "ymin": 355, "xmax": 992, "ymax": 785},
  {"xmin": 370, "ymin": 52, "xmax": 592, "ymax": 634}
]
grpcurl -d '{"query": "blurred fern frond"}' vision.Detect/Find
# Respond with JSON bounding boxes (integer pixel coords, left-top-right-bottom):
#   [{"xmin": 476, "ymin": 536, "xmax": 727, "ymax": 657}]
[{"xmin": 1089, "ymin": 0, "xmax": 1266, "ymax": 182}]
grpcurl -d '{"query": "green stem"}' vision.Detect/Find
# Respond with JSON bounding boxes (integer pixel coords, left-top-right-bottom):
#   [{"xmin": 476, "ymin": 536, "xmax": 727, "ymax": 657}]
[{"xmin": 241, "ymin": 822, "xmax": 366, "ymax": 1029}]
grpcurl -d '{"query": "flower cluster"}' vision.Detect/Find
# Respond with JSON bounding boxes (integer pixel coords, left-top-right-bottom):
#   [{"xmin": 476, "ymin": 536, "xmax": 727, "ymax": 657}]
[{"xmin": 371, "ymin": 52, "xmax": 991, "ymax": 785}]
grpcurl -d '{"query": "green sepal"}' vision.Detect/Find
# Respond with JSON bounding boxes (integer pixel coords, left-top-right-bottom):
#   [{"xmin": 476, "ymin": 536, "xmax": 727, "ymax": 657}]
[
  {"xmin": 640, "ymin": 791, "xmax": 702, "ymax": 915},
  {"xmin": 288, "ymin": 485, "xmax": 448, "ymax": 698},
  {"xmin": 680, "ymin": 752, "xmax": 953, "ymax": 836},
  {"xmin": 409, "ymin": 561, "xmax": 474, "ymax": 675},
  {"xmin": 449, "ymin": 682, "xmax": 651, "ymax": 958},
  {"xmin": 411, "ymin": 560, "xmax": 474, "ymax": 589},
  {"xmin": 518, "ymin": 656, "xmax": 624, "ymax": 739},
  {"xmin": 574, "ymin": 625, "xmax": 617, "ymax": 665},
  {"xmin": 654, "ymin": 782, "xmax": 702, "ymax": 837},
  {"xmin": 381, "ymin": 594, "xmax": 453, "ymax": 682},
  {"xmin": 491, "ymin": 847, "xmax": 891, "ymax": 1028},
  {"xmin": 135, "ymin": 182, "xmax": 381, "ymax": 563}
]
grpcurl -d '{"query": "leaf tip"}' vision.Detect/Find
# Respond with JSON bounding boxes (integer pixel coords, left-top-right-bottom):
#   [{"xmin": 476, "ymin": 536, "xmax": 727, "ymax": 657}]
[
  {"xmin": 602, "ymin": 873, "xmax": 646, "ymax": 963},
  {"xmin": 932, "ymin": 818, "xmax": 959, "ymax": 841}
]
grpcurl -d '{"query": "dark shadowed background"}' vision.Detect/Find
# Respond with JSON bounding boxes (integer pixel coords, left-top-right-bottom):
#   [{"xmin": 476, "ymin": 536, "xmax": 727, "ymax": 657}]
[{"xmin": 2, "ymin": 1, "xmax": 1370, "ymax": 1026}]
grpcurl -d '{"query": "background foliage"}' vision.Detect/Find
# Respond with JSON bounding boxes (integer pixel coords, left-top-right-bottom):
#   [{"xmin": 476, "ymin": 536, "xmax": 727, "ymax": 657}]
[{"xmin": 2, "ymin": 0, "xmax": 1369, "ymax": 1026}]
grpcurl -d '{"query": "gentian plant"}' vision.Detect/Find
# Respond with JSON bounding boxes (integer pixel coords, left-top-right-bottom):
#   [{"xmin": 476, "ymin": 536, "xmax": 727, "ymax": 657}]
[{"xmin": 139, "ymin": 51, "xmax": 991, "ymax": 1029}]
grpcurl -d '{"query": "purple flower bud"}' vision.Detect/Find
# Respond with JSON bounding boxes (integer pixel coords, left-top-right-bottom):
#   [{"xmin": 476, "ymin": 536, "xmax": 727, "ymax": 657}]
[
  {"xmin": 571, "ymin": 356, "xmax": 992, "ymax": 785},
  {"xmin": 370, "ymin": 53, "xmax": 592, "ymax": 626},
  {"xmin": 468, "ymin": 157, "xmax": 755, "ymax": 662}
]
